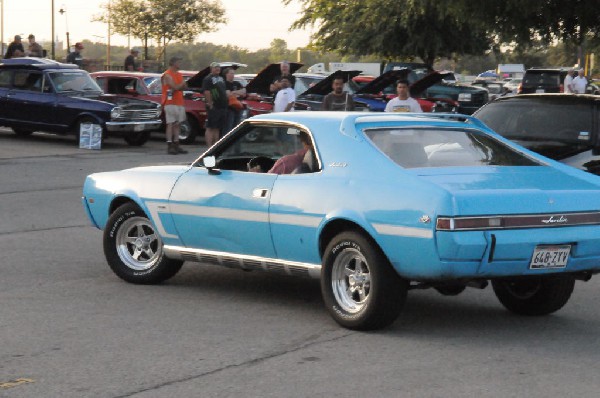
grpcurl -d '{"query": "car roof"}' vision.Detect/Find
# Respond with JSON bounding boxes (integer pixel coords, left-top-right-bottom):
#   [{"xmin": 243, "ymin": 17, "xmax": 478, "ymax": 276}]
[
  {"xmin": 0, "ymin": 57, "xmax": 79, "ymax": 70},
  {"xmin": 90, "ymin": 71, "xmax": 160, "ymax": 78},
  {"xmin": 247, "ymin": 112, "xmax": 487, "ymax": 137},
  {"xmin": 492, "ymin": 93, "xmax": 600, "ymax": 102}
]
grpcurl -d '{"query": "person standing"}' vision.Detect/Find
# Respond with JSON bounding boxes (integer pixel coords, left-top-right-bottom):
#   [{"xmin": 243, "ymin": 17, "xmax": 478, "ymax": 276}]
[
  {"xmin": 26, "ymin": 34, "xmax": 44, "ymax": 57},
  {"xmin": 223, "ymin": 67, "xmax": 246, "ymax": 133},
  {"xmin": 124, "ymin": 48, "xmax": 142, "ymax": 71},
  {"xmin": 270, "ymin": 61, "xmax": 296, "ymax": 94},
  {"xmin": 572, "ymin": 68, "xmax": 588, "ymax": 94},
  {"xmin": 273, "ymin": 76, "xmax": 295, "ymax": 112},
  {"xmin": 4, "ymin": 35, "xmax": 25, "ymax": 59},
  {"xmin": 202, "ymin": 62, "xmax": 229, "ymax": 147},
  {"xmin": 563, "ymin": 69, "xmax": 575, "ymax": 93},
  {"xmin": 384, "ymin": 80, "xmax": 423, "ymax": 113},
  {"xmin": 161, "ymin": 56, "xmax": 188, "ymax": 155},
  {"xmin": 322, "ymin": 76, "xmax": 355, "ymax": 111},
  {"xmin": 66, "ymin": 43, "xmax": 84, "ymax": 68}
]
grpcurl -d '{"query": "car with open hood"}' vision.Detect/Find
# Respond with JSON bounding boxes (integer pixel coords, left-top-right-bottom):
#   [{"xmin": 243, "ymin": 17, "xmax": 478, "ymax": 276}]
[
  {"xmin": 83, "ymin": 112, "xmax": 600, "ymax": 331},
  {"xmin": 293, "ymin": 70, "xmax": 366, "ymax": 111},
  {"xmin": 243, "ymin": 62, "xmax": 304, "ymax": 116},
  {"xmin": 0, "ymin": 58, "xmax": 162, "ymax": 146},
  {"xmin": 92, "ymin": 70, "xmax": 205, "ymax": 144}
]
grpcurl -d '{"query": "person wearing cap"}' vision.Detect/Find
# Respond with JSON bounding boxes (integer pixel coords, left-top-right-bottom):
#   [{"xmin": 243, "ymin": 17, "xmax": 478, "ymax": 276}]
[
  {"xmin": 202, "ymin": 62, "xmax": 229, "ymax": 147},
  {"xmin": 563, "ymin": 69, "xmax": 575, "ymax": 94},
  {"xmin": 4, "ymin": 35, "xmax": 25, "ymax": 59},
  {"xmin": 270, "ymin": 61, "xmax": 296, "ymax": 93},
  {"xmin": 124, "ymin": 48, "xmax": 143, "ymax": 72},
  {"xmin": 161, "ymin": 56, "xmax": 188, "ymax": 155},
  {"xmin": 67, "ymin": 42, "xmax": 84, "ymax": 68},
  {"xmin": 572, "ymin": 68, "xmax": 588, "ymax": 94},
  {"xmin": 26, "ymin": 34, "xmax": 44, "ymax": 57},
  {"xmin": 322, "ymin": 75, "xmax": 355, "ymax": 111}
]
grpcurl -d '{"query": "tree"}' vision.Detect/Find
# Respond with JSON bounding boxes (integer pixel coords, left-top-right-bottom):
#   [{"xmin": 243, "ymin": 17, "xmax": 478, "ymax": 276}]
[
  {"xmin": 95, "ymin": 0, "xmax": 226, "ymax": 62},
  {"xmin": 284, "ymin": 0, "xmax": 491, "ymax": 66}
]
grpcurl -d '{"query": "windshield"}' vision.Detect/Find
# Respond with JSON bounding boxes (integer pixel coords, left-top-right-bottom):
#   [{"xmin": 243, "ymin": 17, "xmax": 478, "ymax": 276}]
[
  {"xmin": 295, "ymin": 75, "xmax": 325, "ymax": 95},
  {"xmin": 144, "ymin": 76, "xmax": 162, "ymax": 95},
  {"xmin": 49, "ymin": 71, "xmax": 102, "ymax": 93},
  {"xmin": 476, "ymin": 100, "xmax": 593, "ymax": 143},
  {"xmin": 365, "ymin": 128, "xmax": 540, "ymax": 168}
]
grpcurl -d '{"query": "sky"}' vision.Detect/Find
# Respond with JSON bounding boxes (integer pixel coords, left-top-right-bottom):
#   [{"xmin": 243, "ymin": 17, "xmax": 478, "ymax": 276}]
[{"xmin": 1, "ymin": 0, "xmax": 312, "ymax": 51}]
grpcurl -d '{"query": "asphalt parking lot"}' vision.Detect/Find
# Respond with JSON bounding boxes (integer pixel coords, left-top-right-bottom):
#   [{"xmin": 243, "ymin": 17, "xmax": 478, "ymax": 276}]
[{"xmin": 2, "ymin": 127, "xmax": 600, "ymax": 398}]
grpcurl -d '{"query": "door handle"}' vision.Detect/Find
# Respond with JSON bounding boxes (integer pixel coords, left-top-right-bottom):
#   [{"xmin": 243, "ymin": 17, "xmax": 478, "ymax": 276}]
[{"xmin": 252, "ymin": 188, "xmax": 269, "ymax": 198}]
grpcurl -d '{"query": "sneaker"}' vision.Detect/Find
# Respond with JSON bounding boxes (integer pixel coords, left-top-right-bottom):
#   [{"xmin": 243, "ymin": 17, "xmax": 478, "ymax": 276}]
[
  {"xmin": 174, "ymin": 142, "xmax": 188, "ymax": 154},
  {"xmin": 167, "ymin": 143, "xmax": 178, "ymax": 155}
]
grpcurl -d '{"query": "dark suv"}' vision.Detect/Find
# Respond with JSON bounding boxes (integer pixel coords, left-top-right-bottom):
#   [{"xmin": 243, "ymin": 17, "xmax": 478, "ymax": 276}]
[
  {"xmin": 474, "ymin": 94, "xmax": 600, "ymax": 174},
  {"xmin": 0, "ymin": 58, "xmax": 162, "ymax": 145},
  {"xmin": 518, "ymin": 68, "xmax": 568, "ymax": 94}
]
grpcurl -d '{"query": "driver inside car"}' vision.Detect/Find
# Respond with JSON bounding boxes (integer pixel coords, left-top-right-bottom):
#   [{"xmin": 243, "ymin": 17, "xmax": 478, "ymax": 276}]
[{"xmin": 267, "ymin": 131, "xmax": 313, "ymax": 174}]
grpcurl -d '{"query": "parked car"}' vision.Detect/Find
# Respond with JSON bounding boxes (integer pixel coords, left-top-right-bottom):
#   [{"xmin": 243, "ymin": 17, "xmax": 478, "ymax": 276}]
[
  {"xmin": 518, "ymin": 68, "xmax": 568, "ymax": 94},
  {"xmin": 0, "ymin": 58, "xmax": 162, "ymax": 145},
  {"xmin": 83, "ymin": 112, "xmax": 600, "ymax": 330},
  {"xmin": 475, "ymin": 94, "xmax": 600, "ymax": 174},
  {"xmin": 294, "ymin": 70, "xmax": 365, "ymax": 111},
  {"xmin": 503, "ymin": 77, "xmax": 522, "ymax": 93},
  {"xmin": 470, "ymin": 80, "xmax": 508, "ymax": 101},
  {"xmin": 352, "ymin": 69, "xmax": 459, "ymax": 112},
  {"xmin": 91, "ymin": 71, "xmax": 205, "ymax": 144},
  {"xmin": 244, "ymin": 62, "xmax": 304, "ymax": 116},
  {"xmin": 382, "ymin": 62, "xmax": 489, "ymax": 114}
]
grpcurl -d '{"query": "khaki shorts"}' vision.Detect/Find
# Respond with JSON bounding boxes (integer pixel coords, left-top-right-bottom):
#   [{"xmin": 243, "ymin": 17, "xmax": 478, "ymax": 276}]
[{"xmin": 164, "ymin": 105, "xmax": 186, "ymax": 124}]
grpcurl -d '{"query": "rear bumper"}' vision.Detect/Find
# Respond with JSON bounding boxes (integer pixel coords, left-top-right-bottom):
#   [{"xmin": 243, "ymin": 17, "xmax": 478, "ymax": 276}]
[{"xmin": 105, "ymin": 120, "xmax": 162, "ymax": 133}]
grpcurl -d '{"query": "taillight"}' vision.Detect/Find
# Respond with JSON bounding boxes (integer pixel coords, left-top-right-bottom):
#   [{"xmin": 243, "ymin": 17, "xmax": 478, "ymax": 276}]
[
  {"xmin": 559, "ymin": 84, "xmax": 564, "ymax": 93},
  {"xmin": 517, "ymin": 83, "xmax": 522, "ymax": 94},
  {"xmin": 437, "ymin": 216, "xmax": 503, "ymax": 231}
]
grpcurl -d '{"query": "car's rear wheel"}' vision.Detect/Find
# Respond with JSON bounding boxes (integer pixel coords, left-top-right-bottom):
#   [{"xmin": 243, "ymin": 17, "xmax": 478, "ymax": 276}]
[
  {"xmin": 491, "ymin": 276, "xmax": 575, "ymax": 316},
  {"xmin": 179, "ymin": 115, "xmax": 198, "ymax": 144},
  {"xmin": 123, "ymin": 131, "xmax": 150, "ymax": 146},
  {"xmin": 103, "ymin": 203, "xmax": 183, "ymax": 284},
  {"xmin": 321, "ymin": 231, "xmax": 408, "ymax": 330},
  {"xmin": 12, "ymin": 128, "xmax": 34, "ymax": 137}
]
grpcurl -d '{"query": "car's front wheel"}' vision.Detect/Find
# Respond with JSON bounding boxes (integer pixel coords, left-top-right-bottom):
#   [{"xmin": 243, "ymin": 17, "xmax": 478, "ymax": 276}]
[
  {"xmin": 491, "ymin": 276, "xmax": 575, "ymax": 316},
  {"xmin": 321, "ymin": 231, "xmax": 408, "ymax": 330},
  {"xmin": 103, "ymin": 203, "xmax": 183, "ymax": 284},
  {"xmin": 123, "ymin": 131, "xmax": 150, "ymax": 146},
  {"xmin": 179, "ymin": 116, "xmax": 198, "ymax": 144}
]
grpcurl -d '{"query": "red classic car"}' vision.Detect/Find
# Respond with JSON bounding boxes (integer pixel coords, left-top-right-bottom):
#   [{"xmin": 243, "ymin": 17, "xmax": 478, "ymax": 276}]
[{"xmin": 91, "ymin": 71, "xmax": 206, "ymax": 144}]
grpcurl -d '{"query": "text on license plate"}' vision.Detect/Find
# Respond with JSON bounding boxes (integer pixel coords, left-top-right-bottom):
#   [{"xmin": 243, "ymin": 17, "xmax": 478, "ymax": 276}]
[
  {"xmin": 536, "ymin": 89, "xmax": 545, "ymax": 93},
  {"xmin": 530, "ymin": 245, "xmax": 571, "ymax": 269}
]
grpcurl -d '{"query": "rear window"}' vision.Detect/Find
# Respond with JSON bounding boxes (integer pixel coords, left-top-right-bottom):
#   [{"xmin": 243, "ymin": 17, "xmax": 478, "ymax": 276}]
[
  {"xmin": 365, "ymin": 128, "xmax": 540, "ymax": 168},
  {"xmin": 523, "ymin": 71, "xmax": 561, "ymax": 87},
  {"xmin": 476, "ymin": 99, "xmax": 594, "ymax": 143}
]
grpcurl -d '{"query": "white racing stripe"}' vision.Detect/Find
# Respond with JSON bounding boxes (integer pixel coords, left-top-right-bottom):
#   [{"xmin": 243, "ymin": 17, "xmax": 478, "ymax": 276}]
[{"xmin": 373, "ymin": 223, "xmax": 433, "ymax": 238}]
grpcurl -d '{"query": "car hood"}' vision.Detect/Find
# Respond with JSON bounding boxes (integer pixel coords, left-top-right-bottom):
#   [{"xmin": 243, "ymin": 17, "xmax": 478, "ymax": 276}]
[
  {"xmin": 300, "ymin": 70, "xmax": 361, "ymax": 96},
  {"xmin": 245, "ymin": 62, "xmax": 303, "ymax": 95},
  {"xmin": 186, "ymin": 62, "xmax": 248, "ymax": 88},
  {"xmin": 355, "ymin": 69, "xmax": 450, "ymax": 97},
  {"xmin": 96, "ymin": 94, "xmax": 159, "ymax": 109},
  {"xmin": 417, "ymin": 166, "xmax": 600, "ymax": 215}
]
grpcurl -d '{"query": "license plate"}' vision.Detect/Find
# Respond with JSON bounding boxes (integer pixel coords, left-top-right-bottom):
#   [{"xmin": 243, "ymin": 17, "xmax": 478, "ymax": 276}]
[
  {"xmin": 134, "ymin": 124, "xmax": 145, "ymax": 132},
  {"xmin": 530, "ymin": 245, "xmax": 570, "ymax": 269},
  {"xmin": 535, "ymin": 89, "xmax": 545, "ymax": 93}
]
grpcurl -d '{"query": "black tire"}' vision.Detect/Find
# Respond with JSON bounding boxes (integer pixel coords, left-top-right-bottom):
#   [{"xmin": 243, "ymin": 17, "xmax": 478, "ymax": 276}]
[
  {"xmin": 491, "ymin": 276, "xmax": 575, "ymax": 316},
  {"xmin": 103, "ymin": 203, "xmax": 183, "ymax": 284},
  {"xmin": 179, "ymin": 115, "xmax": 198, "ymax": 144},
  {"xmin": 123, "ymin": 131, "xmax": 150, "ymax": 146},
  {"xmin": 12, "ymin": 128, "xmax": 34, "ymax": 136},
  {"xmin": 435, "ymin": 284, "xmax": 466, "ymax": 296},
  {"xmin": 321, "ymin": 231, "xmax": 408, "ymax": 330}
]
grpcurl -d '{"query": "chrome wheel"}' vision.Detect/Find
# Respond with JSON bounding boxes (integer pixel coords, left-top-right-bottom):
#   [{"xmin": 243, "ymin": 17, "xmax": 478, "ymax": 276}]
[
  {"xmin": 115, "ymin": 216, "xmax": 162, "ymax": 271},
  {"xmin": 331, "ymin": 248, "xmax": 371, "ymax": 313}
]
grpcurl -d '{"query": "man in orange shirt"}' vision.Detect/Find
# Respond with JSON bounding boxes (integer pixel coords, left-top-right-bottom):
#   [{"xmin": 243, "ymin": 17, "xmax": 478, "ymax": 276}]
[{"xmin": 161, "ymin": 57, "xmax": 188, "ymax": 155}]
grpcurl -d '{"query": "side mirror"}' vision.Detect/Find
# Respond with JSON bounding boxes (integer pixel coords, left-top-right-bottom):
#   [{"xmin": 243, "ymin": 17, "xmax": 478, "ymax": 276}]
[{"xmin": 202, "ymin": 156, "xmax": 220, "ymax": 174}]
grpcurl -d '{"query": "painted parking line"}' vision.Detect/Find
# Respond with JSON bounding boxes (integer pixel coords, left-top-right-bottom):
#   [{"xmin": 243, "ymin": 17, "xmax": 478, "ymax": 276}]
[{"xmin": 0, "ymin": 378, "xmax": 35, "ymax": 389}]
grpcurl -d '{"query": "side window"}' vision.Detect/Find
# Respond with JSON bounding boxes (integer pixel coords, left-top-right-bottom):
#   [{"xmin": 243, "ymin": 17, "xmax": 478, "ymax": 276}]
[
  {"xmin": 95, "ymin": 77, "xmax": 107, "ymax": 91},
  {"xmin": 11, "ymin": 71, "xmax": 43, "ymax": 92},
  {"xmin": 211, "ymin": 125, "xmax": 319, "ymax": 174},
  {"xmin": 0, "ymin": 70, "xmax": 13, "ymax": 88}
]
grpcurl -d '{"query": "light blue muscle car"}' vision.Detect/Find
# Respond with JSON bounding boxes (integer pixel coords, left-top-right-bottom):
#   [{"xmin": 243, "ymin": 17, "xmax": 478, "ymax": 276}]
[{"xmin": 82, "ymin": 112, "xmax": 600, "ymax": 330}]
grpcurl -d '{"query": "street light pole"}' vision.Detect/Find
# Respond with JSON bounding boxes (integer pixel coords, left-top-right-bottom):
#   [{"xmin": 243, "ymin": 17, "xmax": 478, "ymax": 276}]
[
  {"xmin": 51, "ymin": 0, "xmax": 55, "ymax": 59},
  {"xmin": 107, "ymin": 0, "xmax": 111, "ymax": 69},
  {"xmin": 1, "ymin": 0, "xmax": 4, "ymax": 57},
  {"xmin": 59, "ymin": 6, "xmax": 69, "ymax": 55}
]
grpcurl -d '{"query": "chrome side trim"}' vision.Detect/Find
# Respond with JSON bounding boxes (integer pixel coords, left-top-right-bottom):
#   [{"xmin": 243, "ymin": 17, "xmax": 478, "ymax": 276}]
[
  {"xmin": 373, "ymin": 223, "xmax": 433, "ymax": 238},
  {"xmin": 164, "ymin": 245, "xmax": 322, "ymax": 279}
]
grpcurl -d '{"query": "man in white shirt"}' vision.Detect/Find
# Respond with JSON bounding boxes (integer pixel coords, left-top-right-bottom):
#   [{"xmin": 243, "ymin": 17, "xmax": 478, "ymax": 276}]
[
  {"xmin": 273, "ymin": 76, "xmax": 295, "ymax": 112},
  {"xmin": 563, "ymin": 69, "xmax": 574, "ymax": 93},
  {"xmin": 572, "ymin": 68, "xmax": 588, "ymax": 94},
  {"xmin": 384, "ymin": 80, "xmax": 423, "ymax": 113}
]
